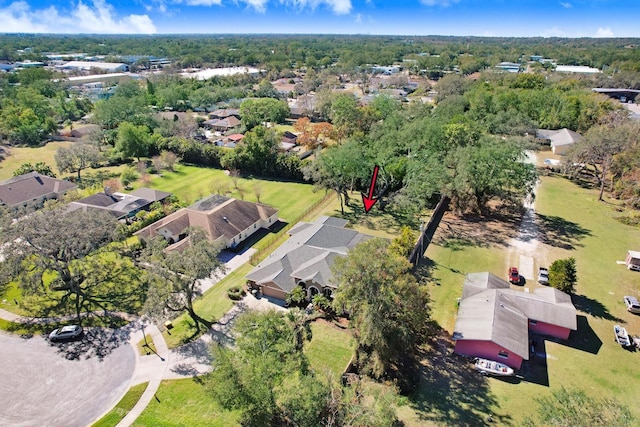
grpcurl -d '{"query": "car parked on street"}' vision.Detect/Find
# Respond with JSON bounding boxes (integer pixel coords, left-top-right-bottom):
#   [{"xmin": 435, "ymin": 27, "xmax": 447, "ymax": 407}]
[
  {"xmin": 49, "ymin": 325, "xmax": 83, "ymax": 342},
  {"xmin": 624, "ymin": 296, "xmax": 640, "ymax": 314},
  {"xmin": 508, "ymin": 267, "xmax": 520, "ymax": 284},
  {"xmin": 538, "ymin": 267, "xmax": 549, "ymax": 285}
]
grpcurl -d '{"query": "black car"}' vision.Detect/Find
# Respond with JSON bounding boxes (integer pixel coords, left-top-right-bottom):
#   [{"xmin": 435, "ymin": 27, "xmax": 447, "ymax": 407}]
[{"xmin": 49, "ymin": 325, "xmax": 83, "ymax": 342}]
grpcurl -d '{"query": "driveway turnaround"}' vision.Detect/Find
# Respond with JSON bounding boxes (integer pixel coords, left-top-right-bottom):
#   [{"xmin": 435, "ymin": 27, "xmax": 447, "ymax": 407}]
[{"xmin": 0, "ymin": 329, "xmax": 135, "ymax": 427}]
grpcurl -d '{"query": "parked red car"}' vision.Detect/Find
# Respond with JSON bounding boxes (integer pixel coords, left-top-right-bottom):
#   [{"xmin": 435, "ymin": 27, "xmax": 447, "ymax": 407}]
[{"xmin": 508, "ymin": 267, "xmax": 520, "ymax": 284}]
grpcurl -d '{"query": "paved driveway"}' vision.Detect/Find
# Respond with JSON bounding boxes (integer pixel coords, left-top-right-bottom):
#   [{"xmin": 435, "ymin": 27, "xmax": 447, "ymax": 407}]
[{"xmin": 0, "ymin": 329, "xmax": 135, "ymax": 427}]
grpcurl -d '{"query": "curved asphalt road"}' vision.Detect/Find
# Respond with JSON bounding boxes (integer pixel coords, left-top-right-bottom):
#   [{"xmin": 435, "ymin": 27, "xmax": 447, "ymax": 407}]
[{"xmin": 0, "ymin": 330, "xmax": 135, "ymax": 427}]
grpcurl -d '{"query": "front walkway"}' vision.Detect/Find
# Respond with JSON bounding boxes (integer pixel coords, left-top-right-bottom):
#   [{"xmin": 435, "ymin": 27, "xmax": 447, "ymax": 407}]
[{"xmin": 115, "ymin": 294, "xmax": 285, "ymax": 426}]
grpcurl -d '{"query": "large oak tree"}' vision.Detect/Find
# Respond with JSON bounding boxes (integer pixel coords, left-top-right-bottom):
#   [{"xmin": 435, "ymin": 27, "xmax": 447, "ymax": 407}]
[
  {"xmin": 331, "ymin": 238, "xmax": 431, "ymax": 386},
  {"xmin": 0, "ymin": 208, "xmax": 143, "ymax": 323},
  {"xmin": 142, "ymin": 229, "xmax": 225, "ymax": 333}
]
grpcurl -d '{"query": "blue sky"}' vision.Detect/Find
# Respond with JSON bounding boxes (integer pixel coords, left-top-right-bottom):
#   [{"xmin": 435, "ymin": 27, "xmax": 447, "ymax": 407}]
[{"xmin": 1, "ymin": 0, "xmax": 639, "ymax": 37}]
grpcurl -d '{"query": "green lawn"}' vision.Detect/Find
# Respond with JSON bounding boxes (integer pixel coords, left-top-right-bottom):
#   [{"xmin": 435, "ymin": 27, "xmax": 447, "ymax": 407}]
[
  {"xmin": 162, "ymin": 264, "xmax": 252, "ymax": 349},
  {"xmin": 0, "ymin": 141, "xmax": 71, "ymax": 181},
  {"xmin": 319, "ymin": 190, "xmax": 426, "ymax": 240},
  {"xmin": 146, "ymin": 164, "xmax": 325, "ymax": 223},
  {"xmin": 127, "ymin": 322, "xmax": 352, "ymax": 426},
  {"xmin": 133, "ymin": 379, "xmax": 240, "ymax": 427},
  {"xmin": 306, "ymin": 321, "xmax": 354, "ymax": 378},
  {"xmin": 410, "ymin": 175, "xmax": 640, "ymax": 425},
  {"xmin": 92, "ymin": 382, "xmax": 149, "ymax": 427},
  {"xmin": 136, "ymin": 334, "xmax": 157, "ymax": 356}
]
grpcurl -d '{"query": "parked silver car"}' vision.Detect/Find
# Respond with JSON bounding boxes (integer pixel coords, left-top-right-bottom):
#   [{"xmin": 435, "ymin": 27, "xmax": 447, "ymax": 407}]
[
  {"xmin": 624, "ymin": 296, "xmax": 640, "ymax": 314},
  {"xmin": 49, "ymin": 325, "xmax": 83, "ymax": 342}
]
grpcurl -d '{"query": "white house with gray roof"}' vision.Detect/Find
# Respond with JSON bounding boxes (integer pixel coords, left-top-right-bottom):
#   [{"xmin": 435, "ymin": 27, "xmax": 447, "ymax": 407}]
[
  {"xmin": 246, "ymin": 216, "xmax": 374, "ymax": 300},
  {"xmin": 536, "ymin": 128, "xmax": 583, "ymax": 155}
]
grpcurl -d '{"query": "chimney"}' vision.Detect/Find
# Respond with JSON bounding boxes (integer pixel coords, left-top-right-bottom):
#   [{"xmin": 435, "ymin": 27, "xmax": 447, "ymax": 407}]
[
  {"xmin": 223, "ymin": 216, "xmax": 228, "ymax": 222},
  {"xmin": 104, "ymin": 186, "xmax": 112, "ymax": 196}
]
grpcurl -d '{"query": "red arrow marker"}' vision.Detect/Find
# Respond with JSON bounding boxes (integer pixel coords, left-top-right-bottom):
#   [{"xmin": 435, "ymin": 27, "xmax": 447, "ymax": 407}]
[{"xmin": 361, "ymin": 165, "xmax": 379, "ymax": 213}]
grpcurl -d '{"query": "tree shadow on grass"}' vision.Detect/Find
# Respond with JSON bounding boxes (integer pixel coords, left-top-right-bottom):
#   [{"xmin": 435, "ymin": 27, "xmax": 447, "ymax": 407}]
[
  {"xmin": 571, "ymin": 294, "xmax": 622, "ymax": 322},
  {"xmin": 536, "ymin": 214, "xmax": 591, "ymax": 250},
  {"xmin": 417, "ymin": 257, "xmax": 465, "ymax": 281},
  {"xmin": 330, "ymin": 202, "xmax": 421, "ymax": 233},
  {"xmin": 410, "ymin": 328, "xmax": 513, "ymax": 426},
  {"xmin": 432, "ymin": 210, "xmax": 522, "ymax": 249}
]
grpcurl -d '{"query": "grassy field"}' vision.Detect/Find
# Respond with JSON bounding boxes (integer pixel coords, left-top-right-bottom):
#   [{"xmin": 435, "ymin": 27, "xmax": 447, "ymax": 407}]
[
  {"xmin": 92, "ymin": 382, "xmax": 149, "ymax": 427},
  {"xmin": 318, "ymin": 190, "xmax": 426, "ymax": 239},
  {"xmin": 408, "ymin": 174, "xmax": 640, "ymax": 425},
  {"xmin": 133, "ymin": 379, "xmax": 240, "ymax": 427},
  {"xmin": 0, "ymin": 141, "xmax": 71, "ymax": 181},
  {"xmin": 145, "ymin": 164, "xmax": 325, "ymax": 223},
  {"xmin": 305, "ymin": 321, "xmax": 354, "ymax": 377}
]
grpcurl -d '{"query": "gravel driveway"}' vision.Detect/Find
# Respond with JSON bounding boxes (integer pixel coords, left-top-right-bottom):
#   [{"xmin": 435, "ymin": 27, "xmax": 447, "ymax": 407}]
[{"xmin": 0, "ymin": 329, "xmax": 135, "ymax": 427}]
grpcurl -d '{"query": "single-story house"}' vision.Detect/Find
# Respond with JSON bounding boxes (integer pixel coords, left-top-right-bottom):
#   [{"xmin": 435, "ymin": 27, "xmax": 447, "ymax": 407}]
[
  {"xmin": 626, "ymin": 250, "xmax": 640, "ymax": 272},
  {"xmin": 202, "ymin": 116, "xmax": 241, "ymax": 132},
  {"xmin": 135, "ymin": 194, "xmax": 278, "ymax": 252},
  {"xmin": 246, "ymin": 216, "xmax": 374, "ymax": 301},
  {"xmin": 67, "ymin": 187, "xmax": 172, "ymax": 220},
  {"xmin": 453, "ymin": 272, "xmax": 577, "ymax": 369},
  {"xmin": 208, "ymin": 109, "xmax": 241, "ymax": 120},
  {"xmin": 0, "ymin": 172, "xmax": 77, "ymax": 208},
  {"xmin": 495, "ymin": 62, "xmax": 521, "ymax": 73},
  {"xmin": 214, "ymin": 134, "xmax": 244, "ymax": 148},
  {"xmin": 536, "ymin": 128, "xmax": 583, "ymax": 155}
]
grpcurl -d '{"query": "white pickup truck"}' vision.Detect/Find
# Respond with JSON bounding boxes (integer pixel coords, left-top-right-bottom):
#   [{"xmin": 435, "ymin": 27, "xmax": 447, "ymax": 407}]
[{"xmin": 538, "ymin": 267, "xmax": 549, "ymax": 285}]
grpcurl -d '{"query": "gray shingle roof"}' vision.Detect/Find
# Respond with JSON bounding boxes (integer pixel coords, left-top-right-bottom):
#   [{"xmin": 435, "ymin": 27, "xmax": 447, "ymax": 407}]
[
  {"xmin": 454, "ymin": 272, "xmax": 577, "ymax": 359},
  {"xmin": 246, "ymin": 217, "xmax": 374, "ymax": 293},
  {"xmin": 536, "ymin": 128, "xmax": 583, "ymax": 147},
  {"xmin": 128, "ymin": 187, "xmax": 172, "ymax": 203},
  {"xmin": 0, "ymin": 172, "xmax": 77, "ymax": 207}
]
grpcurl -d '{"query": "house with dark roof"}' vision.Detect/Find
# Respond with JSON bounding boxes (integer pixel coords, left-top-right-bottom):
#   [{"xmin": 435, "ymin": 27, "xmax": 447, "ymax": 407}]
[
  {"xmin": 202, "ymin": 116, "xmax": 241, "ymax": 132},
  {"xmin": 67, "ymin": 187, "xmax": 171, "ymax": 220},
  {"xmin": 281, "ymin": 131, "xmax": 298, "ymax": 145},
  {"xmin": 0, "ymin": 172, "xmax": 77, "ymax": 208},
  {"xmin": 135, "ymin": 194, "xmax": 278, "ymax": 252},
  {"xmin": 536, "ymin": 128, "xmax": 583, "ymax": 155},
  {"xmin": 208, "ymin": 109, "xmax": 241, "ymax": 120},
  {"xmin": 246, "ymin": 216, "xmax": 374, "ymax": 301},
  {"xmin": 453, "ymin": 272, "xmax": 577, "ymax": 369}
]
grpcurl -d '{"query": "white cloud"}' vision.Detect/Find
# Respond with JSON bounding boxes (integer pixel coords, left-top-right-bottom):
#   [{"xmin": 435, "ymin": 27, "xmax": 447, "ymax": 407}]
[
  {"xmin": 560, "ymin": 2, "xmax": 572, "ymax": 8},
  {"xmin": 243, "ymin": 0, "xmax": 269, "ymax": 12},
  {"xmin": 0, "ymin": 0, "xmax": 156, "ymax": 34},
  {"xmin": 540, "ymin": 26, "xmax": 568, "ymax": 37},
  {"xmin": 276, "ymin": 0, "xmax": 352, "ymax": 15},
  {"xmin": 355, "ymin": 12, "xmax": 362, "ymax": 23},
  {"xmin": 420, "ymin": 0, "xmax": 459, "ymax": 6},
  {"xmin": 595, "ymin": 27, "xmax": 614, "ymax": 37},
  {"xmin": 183, "ymin": 0, "xmax": 221, "ymax": 4}
]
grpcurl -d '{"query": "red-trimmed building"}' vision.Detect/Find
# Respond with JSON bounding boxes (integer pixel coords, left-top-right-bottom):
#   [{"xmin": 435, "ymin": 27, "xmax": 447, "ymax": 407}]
[{"xmin": 453, "ymin": 272, "xmax": 577, "ymax": 369}]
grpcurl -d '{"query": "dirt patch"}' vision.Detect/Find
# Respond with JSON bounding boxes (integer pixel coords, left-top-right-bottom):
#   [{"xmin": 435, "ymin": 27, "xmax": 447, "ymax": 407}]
[{"xmin": 433, "ymin": 208, "xmax": 523, "ymax": 249}]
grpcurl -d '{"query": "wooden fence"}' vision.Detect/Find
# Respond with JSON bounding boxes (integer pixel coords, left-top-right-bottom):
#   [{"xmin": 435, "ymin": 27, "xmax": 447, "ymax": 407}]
[{"xmin": 409, "ymin": 195, "xmax": 451, "ymax": 266}]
